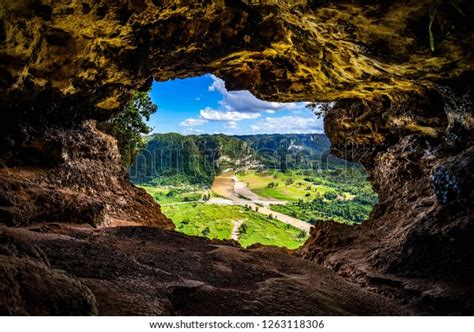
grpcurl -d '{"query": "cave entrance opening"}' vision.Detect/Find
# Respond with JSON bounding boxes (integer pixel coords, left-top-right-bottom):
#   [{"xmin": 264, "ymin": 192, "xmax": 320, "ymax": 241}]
[{"xmin": 126, "ymin": 74, "xmax": 377, "ymax": 249}]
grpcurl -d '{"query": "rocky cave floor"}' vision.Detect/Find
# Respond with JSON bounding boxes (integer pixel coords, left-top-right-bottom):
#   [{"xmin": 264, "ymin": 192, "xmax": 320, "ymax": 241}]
[{"xmin": 2, "ymin": 221, "xmax": 471, "ymax": 316}]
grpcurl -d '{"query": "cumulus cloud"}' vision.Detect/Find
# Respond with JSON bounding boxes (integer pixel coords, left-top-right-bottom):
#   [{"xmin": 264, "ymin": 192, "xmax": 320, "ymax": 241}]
[
  {"xmin": 182, "ymin": 127, "xmax": 204, "ymax": 135},
  {"xmin": 225, "ymin": 121, "xmax": 238, "ymax": 129},
  {"xmin": 208, "ymin": 75, "xmax": 308, "ymax": 114},
  {"xmin": 200, "ymin": 107, "xmax": 261, "ymax": 122},
  {"xmin": 180, "ymin": 76, "xmax": 317, "ymax": 134},
  {"xmin": 250, "ymin": 116, "xmax": 324, "ymax": 134},
  {"xmin": 180, "ymin": 118, "xmax": 207, "ymax": 127}
]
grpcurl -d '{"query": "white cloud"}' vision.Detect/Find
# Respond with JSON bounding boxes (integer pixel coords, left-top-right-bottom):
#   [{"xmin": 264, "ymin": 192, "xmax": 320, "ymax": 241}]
[
  {"xmin": 250, "ymin": 116, "xmax": 324, "ymax": 134},
  {"xmin": 200, "ymin": 107, "xmax": 261, "ymax": 122},
  {"xmin": 225, "ymin": 121, "xmax": 238, "ymax": 129},
  {"xmin": 176, "ymin": 76, "xmax": 321, "ymax": 135},
  {"xmin": 180, "ymin": 118, "xmax": 207, "ymax": 127},
  {"xmin": 182, "ymin": 127, "xmax": 204, "ymax": 135},
  {"xmin": 208, "ymin": 75, "xmax": 308, "ymax": 114}
]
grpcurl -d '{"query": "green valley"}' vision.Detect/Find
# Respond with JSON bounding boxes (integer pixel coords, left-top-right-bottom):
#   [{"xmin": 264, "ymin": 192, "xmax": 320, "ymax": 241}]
[{"xmin": 130, "ymin": 132, "xmax": 377, "ymax": 248}]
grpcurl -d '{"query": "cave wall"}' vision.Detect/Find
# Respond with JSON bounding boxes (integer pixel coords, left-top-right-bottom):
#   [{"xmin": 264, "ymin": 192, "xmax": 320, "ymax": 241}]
[
  {"xmin": 2, "ymin": 0, "xmax": 473, "ymax": 114},
  {"xmin": 297, "ymin": 84, "xmax": 474, "ymax": 283},
  {"xmin": 0, "ymin": 0, "xmax": 473, "ymax": 286},
  {"xmin": 0, "ymin": 120, "xmax": 172, "ymax": 228}
]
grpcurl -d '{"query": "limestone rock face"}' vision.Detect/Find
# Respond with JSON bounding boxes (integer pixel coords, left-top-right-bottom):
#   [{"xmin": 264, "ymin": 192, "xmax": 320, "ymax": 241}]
[
  {"xmin": 0, "ymin": 229, "xmax": 98, "ymax": 315},
  {"xmin": 297, "ymin": 81, "xmax": 474, "ymax": 310},
  {"xmin": 0, "ymin": 0, "xmax": 473, "ymax": 315},
  {"xmin": 0, "ymin": 224, "xmax": 408, "ymax": 315},
  {"xmin": 1, "ymin": 0, "xmax": 473, "ymax": 116},
  {"xmin": 0, "ymin": 120, "xmax": 172, "ymax": 228}
]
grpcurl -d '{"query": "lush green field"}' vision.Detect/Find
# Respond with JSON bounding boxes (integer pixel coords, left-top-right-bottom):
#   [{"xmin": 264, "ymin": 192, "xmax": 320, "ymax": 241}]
[
  {"xmin": 238, "ymin": 211, "xmax": 308, "ymax": 249},
  {"xmin": 270, "ymin": 199, "xmax": 372, "ymax": 225},
  {"xmin": 238, "ymin": 170, "xmax": 341, "ymax": 202},
  {"xmin": 161, "ymin": 203, "xmax": 308, "ymax": 249},
  {"xmin": 237, "ymin": 168, "xmax": 377, "ymax": 224},
  {"xmin": 137, "ymin": 184, "xmax": 207, "ymax": 205}
]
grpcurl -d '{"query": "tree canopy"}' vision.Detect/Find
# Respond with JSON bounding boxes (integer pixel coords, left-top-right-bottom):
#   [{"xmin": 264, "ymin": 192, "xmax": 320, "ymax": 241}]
[{"xmin": 103, "ymin": 92, "xmax": 157, "ymax": 166}]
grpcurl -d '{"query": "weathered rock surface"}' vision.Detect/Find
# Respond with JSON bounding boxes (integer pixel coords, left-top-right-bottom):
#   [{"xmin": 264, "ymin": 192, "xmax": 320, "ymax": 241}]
[
  {"xmin": 0, "ymin": 0, "xmax": 473, "ymax": 315},
  {"xmin": 1, "ymin": 1, "xmax": 473, "ymax": 118},
  {"xmin": 0, "ymin": 228, "xmax": 98, "ymax": 315},
  {"xmin": 297, "ymin": 82, "xmax": 474, "ymax": 312},
  {"xmin": 0, "ymin": 223, "xmax": 411, "ymax": 315},
  {"xmin": 0, "ymin": 120, "xmax": 172, "ymax": 228}
]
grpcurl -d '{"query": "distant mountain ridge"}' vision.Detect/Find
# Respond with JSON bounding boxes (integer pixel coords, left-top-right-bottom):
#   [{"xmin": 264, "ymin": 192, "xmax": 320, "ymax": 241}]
[{"xmin": 129, "ymin": 133, "xmax": 332, "ymax": 186}]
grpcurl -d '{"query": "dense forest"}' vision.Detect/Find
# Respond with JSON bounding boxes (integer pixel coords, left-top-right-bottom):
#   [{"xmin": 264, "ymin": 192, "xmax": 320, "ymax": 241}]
[{"xmin": 129, "ymin": 133, "xmax": 339, "ymax": 185}]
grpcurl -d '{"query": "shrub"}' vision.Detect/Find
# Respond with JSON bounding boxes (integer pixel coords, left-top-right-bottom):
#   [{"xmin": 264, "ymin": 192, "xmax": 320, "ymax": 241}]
[
  {"xmin": 297, "ymin": 230, "xmax": 307, "ymax": 239},
  {"xmin": 324, "ymin": 192, "xmax": 337, "ymax": 200},
  {"xmin": 202, "ymin": 227, "xmax": 210, "ymax": 237}
]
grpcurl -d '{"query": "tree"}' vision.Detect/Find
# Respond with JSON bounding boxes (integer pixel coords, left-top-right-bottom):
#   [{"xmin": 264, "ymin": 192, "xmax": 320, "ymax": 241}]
[
  {"xmin": 297, "ymin": 230, "xmax": 307, "ymax": 239},
  {"xmin": 305, "ymin": 102, "xmax": 333, "ymax": 118},
  {"xmin": 102, "ymin": 91, "xmax": 157, "ymax": 166},
  {"xmin": 278, "ymin": 142, "xmax": 287, "ymax": 172},
  {"xmin": 324, "ymin": 192, "xmax": 337, "ymax": 200},
  {"xmin": 202, "ymin": 227, "xmax": 210, "ymax": 237}
]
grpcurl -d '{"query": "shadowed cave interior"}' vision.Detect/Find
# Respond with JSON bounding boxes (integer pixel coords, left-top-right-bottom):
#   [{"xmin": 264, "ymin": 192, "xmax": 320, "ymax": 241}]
[{"xmin": 0, "ymin": 0, "xmax": 473, "ymax": 315}]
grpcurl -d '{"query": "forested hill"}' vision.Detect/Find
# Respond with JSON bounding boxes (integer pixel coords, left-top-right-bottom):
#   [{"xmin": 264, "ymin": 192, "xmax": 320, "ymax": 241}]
[
  {"xmin": 129, "ymin": 133, "xmax": 332, "ymax": 186},
  {"xmin": 235, "ymin": 134, "xmax": 331, "ymax": 172}
]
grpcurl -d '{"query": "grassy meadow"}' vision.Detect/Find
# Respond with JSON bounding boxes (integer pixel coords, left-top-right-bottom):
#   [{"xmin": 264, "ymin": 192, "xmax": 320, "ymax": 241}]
[
  {"xmin": 161, "ymin": 203, "xmax": 308, "ymax": 249},
  {"xmin": 237, "ymin": 170, "xmax": 343, "ymax": 201},
  {"xmin": 237, "ymin": 169, "xmax": 377, "ymax": 224},
  {"xmin": 137, "ymin": 184, "xmax": 207, "ymax": 205}
]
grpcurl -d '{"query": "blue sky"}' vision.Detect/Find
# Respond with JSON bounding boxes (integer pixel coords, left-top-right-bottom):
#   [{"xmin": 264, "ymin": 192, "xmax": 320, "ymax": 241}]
[{"xmin": 147, "ymin": 74, "xmax": 324, "ymax": 135}]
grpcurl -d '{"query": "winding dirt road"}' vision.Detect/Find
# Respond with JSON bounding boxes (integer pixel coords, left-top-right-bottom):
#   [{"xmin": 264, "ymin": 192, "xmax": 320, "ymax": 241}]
[{"xmin": 211, "ymin": 173, "xmax": 312, "ymax": 232}]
